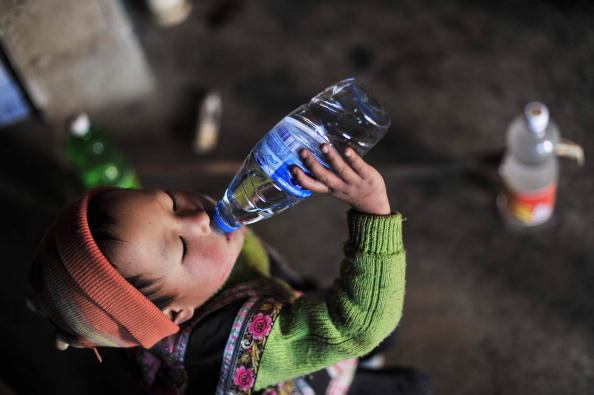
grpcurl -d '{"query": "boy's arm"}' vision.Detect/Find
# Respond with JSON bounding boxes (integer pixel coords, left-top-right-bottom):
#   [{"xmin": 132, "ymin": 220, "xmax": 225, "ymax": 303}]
[
  {"xmin": 256, "ymin": 211, "xmax": 405, "ymax": 389},
  {"xmin": 255, "ymin": 145, "xmax": 406, "ymax": 389}
]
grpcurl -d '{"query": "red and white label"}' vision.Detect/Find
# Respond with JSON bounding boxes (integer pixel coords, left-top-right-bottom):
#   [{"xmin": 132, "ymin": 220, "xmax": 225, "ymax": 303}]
[{"xmin": 504, "ymin": 182, "xmax": 557, "ymax": 225}]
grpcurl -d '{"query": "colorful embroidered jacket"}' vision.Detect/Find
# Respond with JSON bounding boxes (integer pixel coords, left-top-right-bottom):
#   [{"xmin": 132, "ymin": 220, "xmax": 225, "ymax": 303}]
[{"xmin": 134, "ymin": 210, "xmax": 406, "ymax": 394}]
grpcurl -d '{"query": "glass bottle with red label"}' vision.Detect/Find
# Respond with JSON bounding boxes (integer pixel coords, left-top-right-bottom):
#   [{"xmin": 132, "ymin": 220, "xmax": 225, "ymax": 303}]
[{"xmin": 498, "ymin": 102, "xmax": 560, "ymax": 227}]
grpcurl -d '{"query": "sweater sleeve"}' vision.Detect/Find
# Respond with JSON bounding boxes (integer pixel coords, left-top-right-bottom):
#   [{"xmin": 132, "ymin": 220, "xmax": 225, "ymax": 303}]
[{"xmin": 254, "ymin": 210, "xmax": 406, "ymax": 390}]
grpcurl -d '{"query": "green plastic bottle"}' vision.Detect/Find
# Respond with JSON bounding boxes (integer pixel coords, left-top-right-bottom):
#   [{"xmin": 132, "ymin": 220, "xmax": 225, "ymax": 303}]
[{"xmin": 65, "ymin": 113, "xmax": 141, "ymax": 189}]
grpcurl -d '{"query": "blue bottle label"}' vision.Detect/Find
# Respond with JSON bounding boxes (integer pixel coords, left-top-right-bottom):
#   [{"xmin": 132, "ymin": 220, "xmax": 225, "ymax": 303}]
[{"xmin": 254, "ymin": 120, "xmax": 323, "ymax": 198}]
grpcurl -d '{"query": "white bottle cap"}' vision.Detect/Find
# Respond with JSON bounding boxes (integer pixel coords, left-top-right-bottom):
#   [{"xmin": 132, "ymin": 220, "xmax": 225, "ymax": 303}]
[
  {"xmin": 523, "ymin": 102, "xmax": 549, "ymax": 134},
  {"xmin": 70, "ymin": 113, "xmax": 91, "ymax": 136}
]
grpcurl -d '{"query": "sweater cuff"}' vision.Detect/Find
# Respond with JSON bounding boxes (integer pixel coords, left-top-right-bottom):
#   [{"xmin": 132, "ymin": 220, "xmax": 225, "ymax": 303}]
[{"xmin": 347, "ymin": 209, "xmax": 403, "ymax": 254}]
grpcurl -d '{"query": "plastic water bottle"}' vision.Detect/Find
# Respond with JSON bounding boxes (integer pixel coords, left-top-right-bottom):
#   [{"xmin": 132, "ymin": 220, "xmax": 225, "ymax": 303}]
[
  {"xmin": 65, "ymin": 113, "xmax": 142, "ymax": 189},
  {"xmin": 498, "ymin": 102, "xmax": 560, "ymax": 227},
  {"xmin": 212, "ymin": 78, "xmax": 390, "ymax": 233}
]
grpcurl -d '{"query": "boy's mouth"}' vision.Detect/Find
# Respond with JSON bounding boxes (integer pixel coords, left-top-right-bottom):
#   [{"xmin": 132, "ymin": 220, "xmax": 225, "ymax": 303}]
[{"xmin": 224, "ymin": 227, "xmax": 242, "ymax": 241}]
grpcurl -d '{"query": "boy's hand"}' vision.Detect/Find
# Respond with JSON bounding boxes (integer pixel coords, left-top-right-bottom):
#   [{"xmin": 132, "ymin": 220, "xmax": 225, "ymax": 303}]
[{"xmin": 292, "ymin": 144, "xmax": 391, "ymax": 216}]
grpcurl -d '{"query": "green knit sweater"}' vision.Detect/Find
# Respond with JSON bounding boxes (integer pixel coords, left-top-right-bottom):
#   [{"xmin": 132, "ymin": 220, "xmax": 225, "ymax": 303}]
[{"xmin": 222, "ymin": 210, "xmax": 406, "ymax": 391}]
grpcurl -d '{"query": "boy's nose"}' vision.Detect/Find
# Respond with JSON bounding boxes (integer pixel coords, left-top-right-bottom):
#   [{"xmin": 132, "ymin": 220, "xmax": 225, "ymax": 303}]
[{"xmin": 179, "ymin": 209, "xmax": 211, "ymax": 236}]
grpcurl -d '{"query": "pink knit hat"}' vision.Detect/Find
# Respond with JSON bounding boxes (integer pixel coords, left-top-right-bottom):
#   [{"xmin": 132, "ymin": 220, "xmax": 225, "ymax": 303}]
[{"xmin": 30, "ymin": 187, "xmax": 179, "ymax": 348}]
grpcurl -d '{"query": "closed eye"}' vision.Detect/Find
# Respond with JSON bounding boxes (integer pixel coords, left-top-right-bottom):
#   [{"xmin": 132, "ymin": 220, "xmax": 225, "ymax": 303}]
[
  {"xmin": 180, "ymin": 236, "xmax": 189, "ymax": 260},
  {"xmin": 166, "ymin": 191, "xmax": 186, "ymax": 260},
  {"xmin": 166, "ymin": 191, "xmax": 177, "ymax": 211}
]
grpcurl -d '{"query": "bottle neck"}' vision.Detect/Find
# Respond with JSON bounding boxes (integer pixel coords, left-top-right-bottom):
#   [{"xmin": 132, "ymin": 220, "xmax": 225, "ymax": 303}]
[
  {"xmin": 71, "ymin": 126, "xmax": 91, "ymax": 137},
  {"xmin": 507, "ymin": 117, "xmax": 560, "ymax": 165},
  {"xmin": 211, "ymin": 200, "xmax": 240, "ymax": 234}
]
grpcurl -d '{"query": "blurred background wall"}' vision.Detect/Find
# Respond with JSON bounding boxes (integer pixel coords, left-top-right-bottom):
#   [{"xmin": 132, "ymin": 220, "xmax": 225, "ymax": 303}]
[{"xmin": 0, "ymin": 0, "xmax": 592, "ymax": 394}]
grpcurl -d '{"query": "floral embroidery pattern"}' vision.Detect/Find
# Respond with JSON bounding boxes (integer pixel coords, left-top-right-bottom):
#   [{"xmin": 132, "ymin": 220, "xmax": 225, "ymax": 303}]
[
  {"xmin": 249, "ymin": 313, "xmax": 273, "ymax": 340},
  {"xmin": 217, "ymin": 297, "xmax": 284, "ymax": 394},
  {"xmin": 234, "ymin": 366, "xmax": 256, "ymax": 391},
  {"xmin": 133, "ymin": 279, "xmax": 294, "ymax": 395},
  {"xmin": 261, "ymin": 377, "xmax": 315, "ymax": 395}
]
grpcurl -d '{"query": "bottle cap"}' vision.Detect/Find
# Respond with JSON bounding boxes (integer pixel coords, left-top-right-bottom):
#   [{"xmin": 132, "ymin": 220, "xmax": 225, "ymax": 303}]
[
  {"xmin": 523, "ymin": 102, "xmax": 549, "ymax": 134},
  {"xmin": 70, "ymin": 113, "xmax": 91, "ymax": 137}
]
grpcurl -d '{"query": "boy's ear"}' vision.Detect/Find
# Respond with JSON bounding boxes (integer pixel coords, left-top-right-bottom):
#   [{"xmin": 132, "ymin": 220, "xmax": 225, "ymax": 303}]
[{"xmin": 163, "ymin": 307, "xmax": 194, "ymax": 325}]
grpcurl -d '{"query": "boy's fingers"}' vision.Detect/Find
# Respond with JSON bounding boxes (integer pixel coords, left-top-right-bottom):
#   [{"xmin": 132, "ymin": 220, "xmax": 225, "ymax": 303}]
[
  {"xmin": 299, "ymin": 149, "xmax": 342, "ymax": 187},
  {"xmin": 321, "ymin": 144, "xmax": 358, "ymax": 183},
  {"xmin": 291, "ymin": 167, "xmax": 330, "ymax": 194},
  {"xmin": 344, "ymin": 148, "xmax": 371, "ymax": 177}
]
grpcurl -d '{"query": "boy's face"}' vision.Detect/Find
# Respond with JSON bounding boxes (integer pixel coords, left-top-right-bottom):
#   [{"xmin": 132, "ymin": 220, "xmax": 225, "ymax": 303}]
[{"xmin": 104, "ymin": 189, "xmax": 245, "ymax": 321}]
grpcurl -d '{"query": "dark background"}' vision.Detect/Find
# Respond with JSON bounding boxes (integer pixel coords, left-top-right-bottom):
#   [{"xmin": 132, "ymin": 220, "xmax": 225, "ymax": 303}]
[{"xmin": 1, "ymin": 0, "xmax": 593, "ymax": 394}]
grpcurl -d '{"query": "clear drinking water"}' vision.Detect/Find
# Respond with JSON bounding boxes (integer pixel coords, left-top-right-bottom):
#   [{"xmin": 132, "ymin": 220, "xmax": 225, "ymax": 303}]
[{"xmin": 212, "ymin": 78, "xmax": 391, "ymax": 233}]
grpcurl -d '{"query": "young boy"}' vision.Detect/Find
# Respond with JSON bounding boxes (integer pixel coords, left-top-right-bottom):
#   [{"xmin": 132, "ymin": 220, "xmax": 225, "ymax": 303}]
[{"xmin": 28, "ymin": 144, "xmax": 406, "ymax": 394}]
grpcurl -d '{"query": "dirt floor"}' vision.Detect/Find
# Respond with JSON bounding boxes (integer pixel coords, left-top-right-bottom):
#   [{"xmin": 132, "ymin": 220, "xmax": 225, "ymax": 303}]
[{"xmin": 1, "ymin": 0, "xmax": 594, "ymax": 394}]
